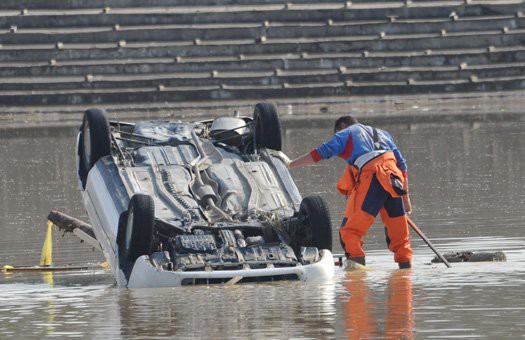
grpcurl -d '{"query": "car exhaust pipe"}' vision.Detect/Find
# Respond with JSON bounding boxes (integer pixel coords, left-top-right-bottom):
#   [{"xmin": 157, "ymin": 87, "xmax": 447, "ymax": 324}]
[{"xmin": 191, "ymin": 130, "xmax": 232, "ymax": 222}]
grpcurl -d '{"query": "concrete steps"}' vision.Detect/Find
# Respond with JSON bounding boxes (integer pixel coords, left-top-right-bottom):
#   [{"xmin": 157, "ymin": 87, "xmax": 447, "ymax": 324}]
[
  {"xmin": 3, "ymin": 48, "xmax": 524, "ymax": 77},
  {"xmin": 2, "ymin": 17, "xmax": 523, "ymax": 45},
  {"xmin": 1, "ymin": 3, "xmax": 521, "ymax": 28},
  {"xmin": 1, "ymin": 60, "xmax": 523, "ymax": 91},
  {"xmin": 1, "ymin": 76, "xmax": 524, "ymax": 107},
  {"xmin": 0, "ymin": 0, "xmax": 524, "ymax": 109},
  {"xmin": 2, "ymin": 29, "xmax": 522, "ymax": 61}
]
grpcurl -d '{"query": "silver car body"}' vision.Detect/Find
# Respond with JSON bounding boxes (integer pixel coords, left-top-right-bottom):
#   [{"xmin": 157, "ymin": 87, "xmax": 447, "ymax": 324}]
[{"xmin": 78, "ymin": 118, "xmax": 334, "ymax": 288}]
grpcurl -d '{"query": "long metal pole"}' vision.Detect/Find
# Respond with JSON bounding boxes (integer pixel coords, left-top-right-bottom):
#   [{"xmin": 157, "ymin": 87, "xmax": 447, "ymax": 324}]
[{"xmin": 407, "ymin": 217, "xmax": 452, "ymax": 268}]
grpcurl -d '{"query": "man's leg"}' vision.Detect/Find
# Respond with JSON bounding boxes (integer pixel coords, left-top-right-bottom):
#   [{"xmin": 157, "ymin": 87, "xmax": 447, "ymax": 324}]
[
  {"xmin": 340, "ymin": 174, "xmax": 388, "ymax": 264},
  {"xmin": 339, "ymin": 210, "xmax": 373, "ymax": 265},
  {"xmin": 379, "ymin": 196, "xmax": 412, "ymax": 266}
]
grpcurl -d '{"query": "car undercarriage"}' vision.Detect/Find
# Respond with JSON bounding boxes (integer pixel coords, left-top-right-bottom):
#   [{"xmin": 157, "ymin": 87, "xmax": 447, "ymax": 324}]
[{"xmin": 77, "ymin": 103, "xmax": 334, "ymax": 287}]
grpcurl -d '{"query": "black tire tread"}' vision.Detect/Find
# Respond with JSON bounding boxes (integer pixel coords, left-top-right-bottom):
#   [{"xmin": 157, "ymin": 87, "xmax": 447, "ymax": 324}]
[
  {"xmin": 254, "ymin": 102, "xmax": 282, "ymax": 151},
  {"xmin": 79, "ymin": 108, "xmax": 111, "ymax": 187},
  {"xmin": 83, "ymin": 108, "xmax": 111, "ymax": 167},
  {"xmin": 299, "ymin": 195, "xmax": 333, "ymax": 251},
  {"xmin": 125, "ymin": 194, "xmax": 155, "ymax": 262}
]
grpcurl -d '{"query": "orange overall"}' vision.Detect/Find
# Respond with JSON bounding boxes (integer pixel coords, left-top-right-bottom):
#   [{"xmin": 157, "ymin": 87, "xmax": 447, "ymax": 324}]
[{"xmin": 337, "ymin": 152, "xmax": 412, "ymax": 263}]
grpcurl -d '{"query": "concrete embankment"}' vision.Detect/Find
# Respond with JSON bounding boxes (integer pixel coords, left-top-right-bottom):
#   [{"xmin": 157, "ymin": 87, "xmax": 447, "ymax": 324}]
[
  {"xmin": 1, "ymin": 0, "xmax": 525, "ymax": 123},
  {"xmin": 1, "ymin": 90, "xmax": 524, "ymax": 130}
]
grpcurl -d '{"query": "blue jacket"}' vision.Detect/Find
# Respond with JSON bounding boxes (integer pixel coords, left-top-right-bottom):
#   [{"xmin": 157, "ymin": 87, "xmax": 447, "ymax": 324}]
[{"xmin": 310, "ymin": 124, "xmax": 407, "ymax": 173}]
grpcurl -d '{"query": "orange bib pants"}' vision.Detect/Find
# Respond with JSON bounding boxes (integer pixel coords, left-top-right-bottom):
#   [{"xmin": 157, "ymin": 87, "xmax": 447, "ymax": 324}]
[{"xmin": 337, "ymin": 152, "xmax": 412, "ymax": 264}]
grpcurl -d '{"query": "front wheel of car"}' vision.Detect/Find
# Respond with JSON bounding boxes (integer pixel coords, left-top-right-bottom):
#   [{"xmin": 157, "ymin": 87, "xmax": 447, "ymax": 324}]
[
  {"xmin": 123, "ymin": 194, "xmax": 155, "ymax": 262},
  {"xmin": 296, "ymin": 196, "xmax": 333, "ymax": 252},
  {"xmin": 78, "ymin": 108, "xmax": 111, "ymax": 187},
  {"xmin": 253, "ymin": 102, "xmax": 282, "ymax": 151}
]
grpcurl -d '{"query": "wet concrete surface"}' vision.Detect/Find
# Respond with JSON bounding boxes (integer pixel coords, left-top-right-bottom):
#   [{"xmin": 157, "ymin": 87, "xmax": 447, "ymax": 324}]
[
  {"xmin": 0, "ymin": 116, "xmax": 524, "ymax": 338},
  {"xmin": 2, "ymin": 90, "xmax": 525, "ymax": 128}
]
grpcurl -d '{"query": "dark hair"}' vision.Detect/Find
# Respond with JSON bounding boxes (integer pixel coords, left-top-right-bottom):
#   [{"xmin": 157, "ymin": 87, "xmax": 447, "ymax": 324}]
[{"xmin": 334, "ymin": 116, "xmax": 358, "ymax": 132}]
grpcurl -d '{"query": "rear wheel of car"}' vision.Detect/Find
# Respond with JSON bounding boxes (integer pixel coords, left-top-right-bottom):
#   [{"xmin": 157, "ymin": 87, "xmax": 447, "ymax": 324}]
[
  {"xmin": 78, "ymin": 108, "xmax": 111, "ymax": 187},
  {"xmin": 296, "ymin": 196, "xmax": 333, "ymax": 252},
  {"xmin": 253, "ymin": 102, "xmax": 282, "ymax": 151},
  {"xmin": 123, "ymin": 194, "xmax": 155, "ymax": 262}
]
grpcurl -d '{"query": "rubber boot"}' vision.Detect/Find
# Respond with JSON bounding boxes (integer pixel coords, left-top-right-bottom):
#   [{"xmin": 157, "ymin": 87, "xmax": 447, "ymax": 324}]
[
  {"xmin": 398, "ymin": 261, "xmax": 411, "ymax": 269},
  {"xmin": 347, "ymin": 256, "xmax": 366, "ymax": 266}
]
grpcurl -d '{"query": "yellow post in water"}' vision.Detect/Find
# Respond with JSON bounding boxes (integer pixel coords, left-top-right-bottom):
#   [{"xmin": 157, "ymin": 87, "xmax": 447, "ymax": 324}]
[{"xmin": 39, "ymin": 221, "xmax": 54, "ymax": 267}]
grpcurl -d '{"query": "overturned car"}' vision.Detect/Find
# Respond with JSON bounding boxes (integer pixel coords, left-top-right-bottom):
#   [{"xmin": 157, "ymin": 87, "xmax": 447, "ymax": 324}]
[{"xmin": 77, "ymin": 103, "xmax": 334, "ymax": 288}]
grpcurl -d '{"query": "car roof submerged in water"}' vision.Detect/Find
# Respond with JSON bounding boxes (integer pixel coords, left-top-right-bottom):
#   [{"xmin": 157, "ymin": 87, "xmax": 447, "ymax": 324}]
[{"xmin": 76, "ymin": 105, "xmax": 334, "ymax": 287}]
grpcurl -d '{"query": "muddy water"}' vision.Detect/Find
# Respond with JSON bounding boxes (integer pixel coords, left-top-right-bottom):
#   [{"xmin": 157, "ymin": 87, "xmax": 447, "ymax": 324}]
[{"xmin": 1, "ymin": 118, "xmax": 524, "ymax": 338}]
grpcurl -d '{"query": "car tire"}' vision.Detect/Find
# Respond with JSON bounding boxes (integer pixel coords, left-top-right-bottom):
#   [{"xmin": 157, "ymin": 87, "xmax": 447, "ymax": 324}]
[
  {"xmin": 297, "ymin": 195, "xmax": 333, "ymax": 251},
  {"xmin": 123, "ymin": 194, "xmax": 155, "ymax": 262},
  {"xmin": 78, "ymin": 108, "xmax": 111, "ymax": 187},
  {"xmin": 253, "ymin": 102, "xmax": 282, "ymax": 151}
]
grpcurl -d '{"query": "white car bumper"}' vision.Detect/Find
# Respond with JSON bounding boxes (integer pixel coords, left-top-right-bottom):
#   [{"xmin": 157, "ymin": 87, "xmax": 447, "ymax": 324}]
[{"xmin": 127, "ymin": 249, "xmax": 335, "ymax": 288}]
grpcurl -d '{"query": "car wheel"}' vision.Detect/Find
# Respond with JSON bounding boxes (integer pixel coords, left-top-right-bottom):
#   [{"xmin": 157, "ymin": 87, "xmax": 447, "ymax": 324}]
[
  {"xmin": 253, "ymin": 102, "xmax": 282, "ymax": 151},
  {"xmin": 78, "ymin": 108, "xmax": 111, "ymax": 187},
  {"xmin": 123, "ymin": 194, "xmax": 155, "ymax": 262},
  {"xmin": 296, "ymin": 196, "xmax": 333, "ymax": 252}
]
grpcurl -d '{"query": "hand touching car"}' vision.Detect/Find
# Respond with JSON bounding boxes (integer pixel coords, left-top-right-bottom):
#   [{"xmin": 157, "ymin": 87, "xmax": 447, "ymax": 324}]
[{"xmin": 274, "ymin": 151, "xmax": 291, "ymax": 168}]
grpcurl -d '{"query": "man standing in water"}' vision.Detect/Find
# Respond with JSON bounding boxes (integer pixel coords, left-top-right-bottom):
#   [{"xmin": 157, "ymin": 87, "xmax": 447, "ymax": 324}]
[{"xmin": 277, "ymin": 116, "xmax": 413, "ymax": 269}]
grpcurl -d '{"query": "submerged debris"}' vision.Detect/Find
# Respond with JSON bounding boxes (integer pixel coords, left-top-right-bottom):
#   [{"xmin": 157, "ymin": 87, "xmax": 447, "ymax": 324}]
[{"xmin": 432, "ymin": 251, "xmax": 506, "ymax": 263}]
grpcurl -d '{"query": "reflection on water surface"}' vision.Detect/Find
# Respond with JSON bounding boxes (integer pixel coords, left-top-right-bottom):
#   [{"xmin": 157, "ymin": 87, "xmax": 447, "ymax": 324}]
[{"xmin": 1, "ymin": 118, "xmax": 524, "ymax": 338}]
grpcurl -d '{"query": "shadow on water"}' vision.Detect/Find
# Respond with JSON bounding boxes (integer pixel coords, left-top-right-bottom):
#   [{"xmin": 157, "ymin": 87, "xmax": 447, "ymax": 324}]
[{"xmin": 0, "ymin": 117, "xmax": 524, "ymax": 338}]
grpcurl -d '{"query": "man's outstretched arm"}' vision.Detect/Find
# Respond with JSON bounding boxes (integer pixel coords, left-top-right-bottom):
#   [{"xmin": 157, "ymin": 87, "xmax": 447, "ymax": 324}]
[
  {"xmin": 275, "ymin": 132, "xmax": 346, "ymax": 168},
  {"xmin": 273, "ymin": 151, "xmax": 316, "ymax": 169}
]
